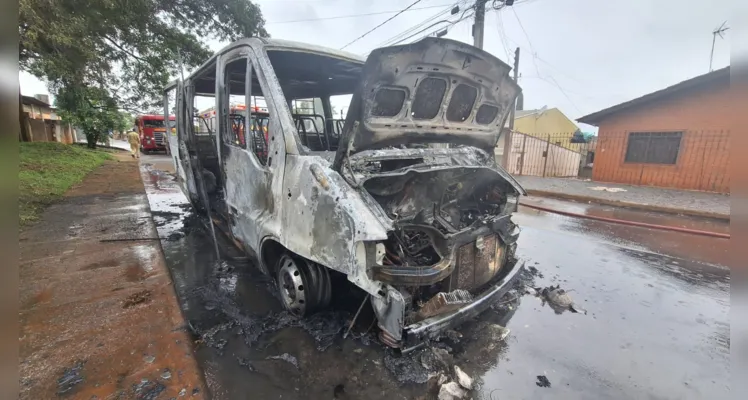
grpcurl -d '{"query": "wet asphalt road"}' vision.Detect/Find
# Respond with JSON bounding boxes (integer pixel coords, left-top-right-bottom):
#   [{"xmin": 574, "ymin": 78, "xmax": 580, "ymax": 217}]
[{"xmin": 139, "ymin": 153, "xmax": 730, "ymax": 400}]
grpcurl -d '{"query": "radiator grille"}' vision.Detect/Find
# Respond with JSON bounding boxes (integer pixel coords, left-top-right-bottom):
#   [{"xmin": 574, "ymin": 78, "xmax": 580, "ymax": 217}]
[
  {"xmin": 153, "ymin": 131, "xmax": 164, "ymax": 144},
  {"xmin": 455, "ymin": 234, "xmax": 502, "ymax": 289}
]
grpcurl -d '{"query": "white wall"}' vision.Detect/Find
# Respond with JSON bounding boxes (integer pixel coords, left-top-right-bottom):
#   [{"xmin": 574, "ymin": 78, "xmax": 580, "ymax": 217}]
[{"xmin": 505, "ymin": 132, "xmax": 581, "ymax": 178}]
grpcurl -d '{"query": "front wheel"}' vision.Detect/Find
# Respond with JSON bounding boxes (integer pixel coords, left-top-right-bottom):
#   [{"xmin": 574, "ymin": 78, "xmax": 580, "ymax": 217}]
[{"xmin": 276, "ymin": 253, "xmax": 331, "ymax": 316}]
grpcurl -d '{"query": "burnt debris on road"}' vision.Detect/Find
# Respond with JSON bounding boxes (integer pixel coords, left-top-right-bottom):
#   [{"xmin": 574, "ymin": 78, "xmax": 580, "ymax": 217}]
[{"xmin": 140, "ymin": 152, "xmax": 729, "ymax": 400}]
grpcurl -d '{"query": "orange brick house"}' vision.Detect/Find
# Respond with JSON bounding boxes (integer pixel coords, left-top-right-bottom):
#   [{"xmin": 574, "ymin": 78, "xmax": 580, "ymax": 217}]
[{"xmin": 577, "ymin": 67, "xmax": 730, "ymax": 193}]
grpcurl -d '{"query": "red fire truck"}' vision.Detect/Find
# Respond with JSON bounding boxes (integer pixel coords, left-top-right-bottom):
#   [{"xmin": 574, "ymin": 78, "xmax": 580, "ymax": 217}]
[
  {"xmin": 198, "ymin": 104, "xmax": 270, "ymax": 157},
  {"xmin": 136, "ymin": 114, "xmax": 175, "ymax": 154}
]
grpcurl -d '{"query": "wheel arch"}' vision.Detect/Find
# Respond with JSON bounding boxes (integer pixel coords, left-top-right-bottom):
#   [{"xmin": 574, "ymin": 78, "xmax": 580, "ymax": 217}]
[{"xmin": 259, "ymin": 236, "xmax": 286, "ymax": 276}]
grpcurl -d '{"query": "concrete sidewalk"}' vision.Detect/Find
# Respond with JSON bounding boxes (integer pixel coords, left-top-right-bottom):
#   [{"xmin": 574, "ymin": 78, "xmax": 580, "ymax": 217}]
[
  {"xmin": 515, "ymin": 175, "xmax": 730, "ymax": 220},
  {"xmin": 19, "ymin": 153, "xmax": 205, "ymax": 399}
]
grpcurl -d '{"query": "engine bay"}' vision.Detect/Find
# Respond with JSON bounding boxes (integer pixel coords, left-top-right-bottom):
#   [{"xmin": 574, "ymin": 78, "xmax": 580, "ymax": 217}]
[{"xmin": 363, "ymin": 167, "xmax": 514, "ymax": 268}]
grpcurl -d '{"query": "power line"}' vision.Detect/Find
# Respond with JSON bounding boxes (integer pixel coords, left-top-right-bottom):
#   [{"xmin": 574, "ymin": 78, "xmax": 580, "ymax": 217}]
[
  {"xmin": 359, "ymin": 6, "xmax": 473, "ymax": 58},
  {"xmin": 510, "ymin": 7, "xmax": 541, "ymax": 77},
  {"xmin": 340, "ymin": 0, "xmax": 426, "ymax": 50},
  {"xmin": 360, "ymin": 9, "xmax": 472, "ymax": 58},
  {"xmin": 390, "ymin": 19, "xmax": 454, "ymax": 45},
  {"xmin": 495, "ymin": 6, "xmax": 584, "ymax": 114},
  {"xmin": 544, "ymin": 76, "xmax": 583, "ymax": 114},
  {"xmin": 501, "ymin": 8, "xmax": 582, "ymax": 90},
  {"xmin": 494, "ymin": 10, "xmax": 511, "ymax": 60},
  {"xmin": 267, "ymin": 3, "xmax": 453, "ymax": 25},
  {"xmin": 498, "ymin": 29, "xmax": 588, "ymax": 87},
  {"xmin": 398, "ymin": 4, "xmax": 475, "ymax": 45},
  {"xmin": 376, "ymin": 1, "xmax": 466, "ymax": 48}
]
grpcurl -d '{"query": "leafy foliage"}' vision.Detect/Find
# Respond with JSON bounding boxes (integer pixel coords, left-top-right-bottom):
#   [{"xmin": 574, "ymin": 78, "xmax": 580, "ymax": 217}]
[
  {"xmin": 54, "ymin": 85, "xmax": 131, "ymax": 147},
  {"xmin": 20, "ymin": 0, "xmax": 268, "ymax": 146}
]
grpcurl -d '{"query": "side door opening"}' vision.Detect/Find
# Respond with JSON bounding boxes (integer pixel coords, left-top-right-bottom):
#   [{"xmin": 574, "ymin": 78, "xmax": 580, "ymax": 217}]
[{"xmin": 217, "ymin": 48, "xmax": 276, "ymax": 253}]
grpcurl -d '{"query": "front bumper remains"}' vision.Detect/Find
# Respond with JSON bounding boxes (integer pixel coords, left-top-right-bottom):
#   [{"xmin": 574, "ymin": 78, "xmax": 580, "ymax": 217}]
[{"xmin": 401, "ymin": 257, "xmax": 524, "ymax": 353}]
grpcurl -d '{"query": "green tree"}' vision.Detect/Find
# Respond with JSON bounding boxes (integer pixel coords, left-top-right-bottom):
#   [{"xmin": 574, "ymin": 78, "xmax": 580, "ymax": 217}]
[
  {"xmin": 54, "ymin": 86, "xmax": 124, "ymax": 148},
  {"xmin": 20, "ymin": 0, "xmax": 268, "ymax": 147}
]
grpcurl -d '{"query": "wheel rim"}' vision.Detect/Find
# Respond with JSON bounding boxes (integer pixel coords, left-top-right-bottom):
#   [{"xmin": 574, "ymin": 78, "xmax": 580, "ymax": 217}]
[{"xmin": 277, "ymin": 256, "xmax": 307, "ymax": 315}]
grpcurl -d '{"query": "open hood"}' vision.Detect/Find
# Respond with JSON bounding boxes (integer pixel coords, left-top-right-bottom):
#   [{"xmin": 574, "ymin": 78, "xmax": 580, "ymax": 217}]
[{"xmin": 334, "ymin": 37, "xmax": 520, "ymax": 167}]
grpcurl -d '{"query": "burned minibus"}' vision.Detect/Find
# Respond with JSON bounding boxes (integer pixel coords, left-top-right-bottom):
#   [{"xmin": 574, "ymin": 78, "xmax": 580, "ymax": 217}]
[{"xmin": 164, "ymin": 37, "xmax": 525, "ymax": 351}]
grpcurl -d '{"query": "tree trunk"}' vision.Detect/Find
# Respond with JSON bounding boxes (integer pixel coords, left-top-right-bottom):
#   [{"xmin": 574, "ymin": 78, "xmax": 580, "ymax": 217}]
[{"xmin": 85, "ymin": 132, "xmax": 97, "ymax": 149}]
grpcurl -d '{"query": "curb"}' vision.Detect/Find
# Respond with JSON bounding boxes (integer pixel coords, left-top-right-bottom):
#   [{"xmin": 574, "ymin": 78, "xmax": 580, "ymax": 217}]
[
  {"xmin": 520, "ymin": 202, "xmax": 730, "ymax": 239},
  {"xmin": 524, "ymin": 189, "xmax": 730, "ymax": 222},
  {"xmin": 72, "ymin": 142, "xmax": 129, "ymax": 152}
]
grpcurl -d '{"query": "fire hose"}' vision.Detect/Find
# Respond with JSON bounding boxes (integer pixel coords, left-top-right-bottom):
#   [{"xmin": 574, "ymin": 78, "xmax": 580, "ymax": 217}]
[{"xmin": 518, "ymin": 202, "xmax": 730, "ymax": 239}]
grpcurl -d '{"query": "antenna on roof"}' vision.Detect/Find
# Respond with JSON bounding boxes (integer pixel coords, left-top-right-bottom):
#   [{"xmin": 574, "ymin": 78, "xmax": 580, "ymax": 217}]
[{"xmin": 710, "ymin": 21, "xmax": 729, "ymax": 72}]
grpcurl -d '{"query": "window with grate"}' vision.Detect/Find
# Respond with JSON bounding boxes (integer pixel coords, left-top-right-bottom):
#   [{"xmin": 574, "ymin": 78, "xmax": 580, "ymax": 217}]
[
  {"xmin": 411, "ymin": 78, "xmax": 446, "ymax": 120},
  {"xmin": 371, "ymin": 88, "xmax": 406, "ymax": 117},
  {"xmin": 446, "ymin": 84, "xmax": 477, "ymax": 122},
  {"xmin": 624, "ymin": 131, "xmax": 682, "ymax": 164}
]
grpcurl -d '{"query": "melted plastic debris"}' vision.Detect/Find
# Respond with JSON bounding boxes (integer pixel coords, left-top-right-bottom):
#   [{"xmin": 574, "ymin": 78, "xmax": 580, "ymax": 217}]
[
  {"xmin": 384, "ymin": 349, "xmax": 432, "ymax": 384},
  {"xmin": 420, "ymin": 347, "xmax": 454, "ymax": 373},
  {"xmin": 438, "ymin": 381, "xmax": 467, "ymax": 400},
  {"xmin": 536, "ymin": 284, "xmax": 587, "ymax": 314},
  {"xmin": 536, "ymin": 375, "xmax": 551, "ymax": 388},
  {"xmin": 236, "ymin": 357, "xmax": 256, "ymax": 371},
  {"xmin": 490, "ymin": 289, "xmax": 521, "ymax": 314},
  {"xmin": 57, "ymin": 360, "xmax": 85, "ymax": 395},
  {"xmin": 355, "ymin": 331, "xmax": 377, "ymax": 347},
  {"xmin": 199, "ymin": 321, "xmax": 232, "ymax": 352},
  {"xmin": 195, "ymin": 295, "xmax": 350, "ymax": 353},
  {"xmin": 453, "ymin": 366, "xmax": 473, "ymax": 390},
  {"xmin": 267, "ymin": 353, "xmax": 300, "ymax": 369},
  {"xmin": 299, "ymin": 311, "xmax": 348, "ymax": 351},
  {"xmin": 133, "ymin": 379, "xmax": 166, "ymax": 400}
]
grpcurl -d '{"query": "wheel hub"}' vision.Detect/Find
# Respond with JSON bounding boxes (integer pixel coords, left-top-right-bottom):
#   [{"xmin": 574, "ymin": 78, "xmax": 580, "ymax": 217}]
[{"xmin": 278, "ymin": 256, "xmax": 307, "ymax": 315}]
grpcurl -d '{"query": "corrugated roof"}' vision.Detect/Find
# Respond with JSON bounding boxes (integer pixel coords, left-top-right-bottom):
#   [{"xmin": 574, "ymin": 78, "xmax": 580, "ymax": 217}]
[
  {"xmin": 577, "ymin": 66, "xmax": 730, "ymax": 125},
  {"xmin": 21, "ymin": 95, "xmax": 51, "ymax": 107}
]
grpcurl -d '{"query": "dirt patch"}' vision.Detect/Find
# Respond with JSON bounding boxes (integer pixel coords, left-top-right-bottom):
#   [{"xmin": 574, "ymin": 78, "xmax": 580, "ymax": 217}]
[
  {"xmin": 123, "ymin": 290, "xmax": 153, "ymax": 308},
  {"xmin": 124, "ymin": 263, "xmax": 147, "ymax": 282},
  {"xmin": 24, "ymin": 288, "xmax": 53, "ymax": 308},
  {"xmin": 81, "ymin": 258, "xmax": 120, "ymax": 271},
  {"xmin": 65, "ymin": 154, "xmax": 144, "ymax": 197}
]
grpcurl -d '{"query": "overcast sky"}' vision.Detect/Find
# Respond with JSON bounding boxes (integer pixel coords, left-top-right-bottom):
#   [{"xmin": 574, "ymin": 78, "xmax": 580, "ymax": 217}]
[{"xmin": 19, "ymin": 0, "xmax": 731, "ymax": 132}]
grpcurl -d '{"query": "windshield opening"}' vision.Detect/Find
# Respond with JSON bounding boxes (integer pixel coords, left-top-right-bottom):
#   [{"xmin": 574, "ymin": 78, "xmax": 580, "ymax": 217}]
[
  {"xmin": 142, "ymin": 119, "xmax": 165, "ymax": 128},
  {"xmin": 266, "ymin": 49, "xmax": 362, "ymax": 152}
]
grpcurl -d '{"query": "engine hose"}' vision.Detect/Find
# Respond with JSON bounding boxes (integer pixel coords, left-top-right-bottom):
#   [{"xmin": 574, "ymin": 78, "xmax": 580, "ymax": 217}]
[{"xmin": 518, "ymin": 202, "xmax": 730, "ymax": 239}]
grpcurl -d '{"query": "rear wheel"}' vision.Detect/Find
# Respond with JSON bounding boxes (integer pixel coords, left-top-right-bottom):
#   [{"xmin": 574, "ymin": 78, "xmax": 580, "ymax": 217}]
[{"xmin": 276, "ymin": 253, "xmax": 331, "ymax": 316}]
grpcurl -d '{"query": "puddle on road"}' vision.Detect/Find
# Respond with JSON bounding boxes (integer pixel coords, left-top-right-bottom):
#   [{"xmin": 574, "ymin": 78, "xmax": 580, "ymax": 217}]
[{"xmin": 140, "ymin": 162, "xmax": 730, "ymax": 400}]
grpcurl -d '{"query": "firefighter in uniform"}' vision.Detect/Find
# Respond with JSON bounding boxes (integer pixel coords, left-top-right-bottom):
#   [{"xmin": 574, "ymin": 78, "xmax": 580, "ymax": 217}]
[{"xmin": 127, "ymin": 127, "xmax": 141, "ymax": 158}]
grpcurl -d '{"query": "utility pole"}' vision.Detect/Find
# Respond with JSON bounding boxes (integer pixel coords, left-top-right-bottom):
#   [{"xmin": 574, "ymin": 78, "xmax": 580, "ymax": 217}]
[
  {"xmin": 472, "ymin": 0, "xmax": 488, "ymax": 49},
  {"xmin": 710, "ymin": 21, "xmax": 729, "ymax": 71},
  {"xmin": 471, "ymin": 0, "xmax": 517, "ymax": 167},
  {"xmin": 502, "ymin": 47, "xmax": 520, "ymax": 169},
  {"xmin": 474, "ymin": 0, "xmax": 515, "ymax": 48}
]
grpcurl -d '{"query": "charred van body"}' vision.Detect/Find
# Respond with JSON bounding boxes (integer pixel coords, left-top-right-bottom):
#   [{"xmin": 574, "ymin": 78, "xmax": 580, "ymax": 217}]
[{"xmin": 165, "ymin": 37, "xmax": 524, "ymax": 351}]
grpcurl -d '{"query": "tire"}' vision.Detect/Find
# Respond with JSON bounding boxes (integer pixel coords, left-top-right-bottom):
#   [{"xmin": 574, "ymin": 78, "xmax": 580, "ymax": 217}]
[{"xmin": 275, "ymin": 253, "xmax": 331, "ymax": 316}]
